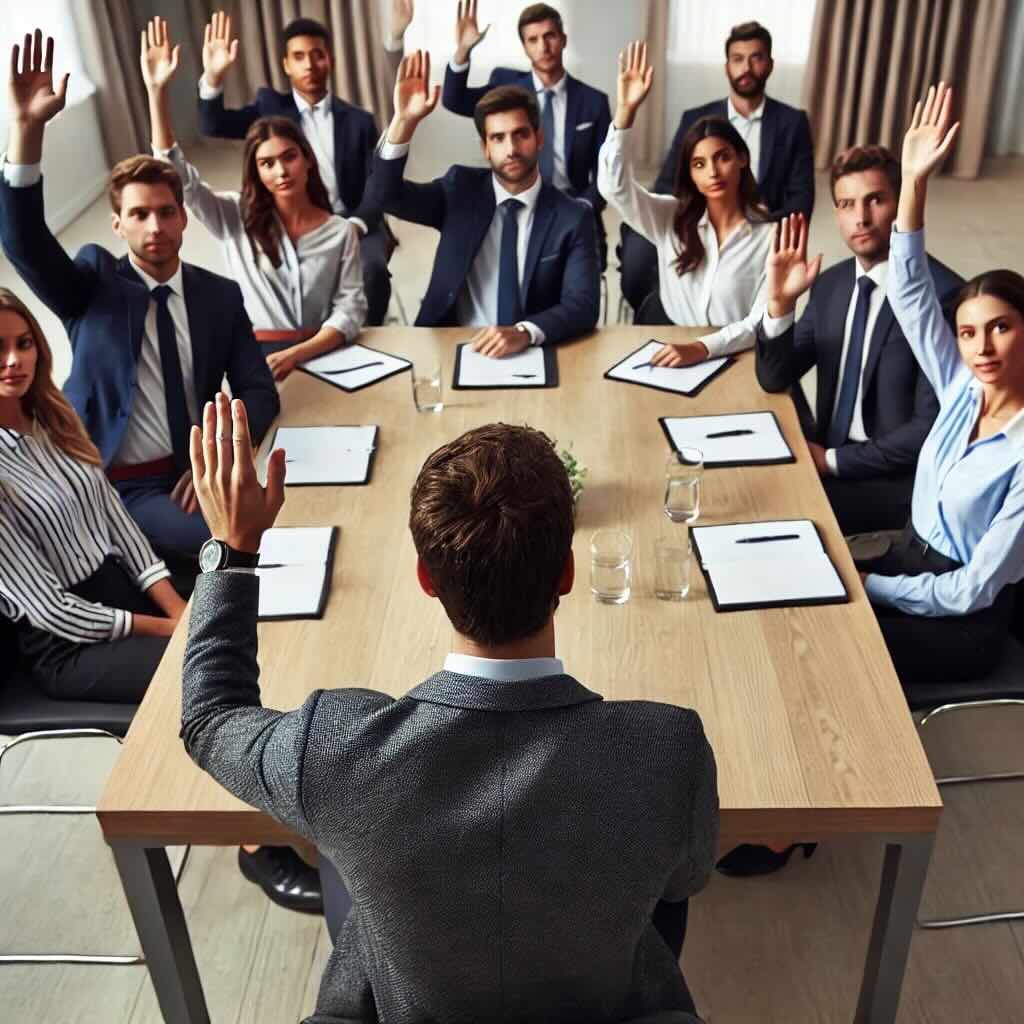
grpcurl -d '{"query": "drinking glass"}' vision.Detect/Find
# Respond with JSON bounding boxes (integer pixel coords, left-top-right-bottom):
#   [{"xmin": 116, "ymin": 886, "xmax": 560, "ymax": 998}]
[
  {"xmin": 664, "ymin": 448, "xmax": 703, "ymax": 524},
  {"xmin": 654, "ymin": 537, "xmax": 691, "ymax": 601},
  {"xmin": 412, "ymin": 360, "xmax": 444, "ymax": 412},
  {"xmin": 590, "ymin": 530, "xmax": 633, "ymax": 605}
]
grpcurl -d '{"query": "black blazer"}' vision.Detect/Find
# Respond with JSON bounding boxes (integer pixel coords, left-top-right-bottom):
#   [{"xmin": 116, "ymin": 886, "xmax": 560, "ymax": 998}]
[
  {"xmin": 755, "ymin": 255, "xmax": 964, "ymax": 478},
  {"xmin": 654, "ymin": 96, "xmax": 815, "ymax": 221},
  {"xmin": 0, "ymin": 178, "xmax": 279, "ymax": 467},
  {"xmin": 441, "ymin": 64, "xmax": 612, "ymax": 212},
  {"xmin": 182, "ymin": 572, "xmax": 719, "ymax": 1023},
  {"xmin": 370, "ymin": 152, "xmax": 600, "ymax": 343},
  {"xmin": 198, "ymin": 87, "xmax": 383, "ymax": 233}
]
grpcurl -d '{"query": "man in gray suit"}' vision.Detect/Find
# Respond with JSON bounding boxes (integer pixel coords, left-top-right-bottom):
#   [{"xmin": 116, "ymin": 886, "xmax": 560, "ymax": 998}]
[{"xmin": 182, "ymin": 392, "xmax": 718, "ymax": 1024}]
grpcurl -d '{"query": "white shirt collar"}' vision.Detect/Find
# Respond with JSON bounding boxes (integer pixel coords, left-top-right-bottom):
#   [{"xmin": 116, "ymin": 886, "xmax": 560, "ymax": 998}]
[
  {"xmin": 292, "ymin": 88, "xmax": 332, "ymax": 117},
  {"xmin": 443, "ymin": 653, "xmax": 565, "ymax": 682},
  {"xmin": 492, "ymin": 169, "xmax": 543, "ymax": 214},
  {"xmin": 854, "ymin": 258, "xmax": 889, "ymax": 291},
  {"xmin": 966, "ymin": 386, "xmax": 1024, "ymax": 448},
  {"xmin": 130, "ymin": 258, "xmax": 185, "ymax": 298},
  {"xmin": 531, "ymin": 69, "xmax": 567, "ymax": 98},
  {"xmin": 727, "ymin": 95, "xmax": 766, "ymax": 124}
]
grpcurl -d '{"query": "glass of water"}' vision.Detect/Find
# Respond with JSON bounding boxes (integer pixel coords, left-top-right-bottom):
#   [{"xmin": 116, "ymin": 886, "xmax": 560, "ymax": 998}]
[
  {"xmin": 654, "ymin": 537, "xmax": 691, "ymax": 601},
  {"xmin": 412, "ymin": 359, "xmax": 443, "ymax": 413},
  {"xmin": 590, "ymin": 530, "xmax": 632, "ymax": 605},
  {"xmin": 664, "ymin": 448, "xmax": 703, "ymax": 524}
]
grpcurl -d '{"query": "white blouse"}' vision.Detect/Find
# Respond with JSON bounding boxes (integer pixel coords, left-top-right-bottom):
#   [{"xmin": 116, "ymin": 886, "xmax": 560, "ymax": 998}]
[{"xmin": 597, "ymin": 125, "xmax": 773, "ymax": 357}]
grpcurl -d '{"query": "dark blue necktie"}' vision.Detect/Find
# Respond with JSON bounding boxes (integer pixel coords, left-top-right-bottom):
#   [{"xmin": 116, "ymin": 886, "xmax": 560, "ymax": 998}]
[
  {"xmin": 497, "ymin": 198, "xmax": 524, "ymax": 325},
  {"xmin": 151, "ymin": 284, "xmax": 191, "ymax": 474},
  {"xmin": 827, "ymin": 275, "xmax": 877, "ymax": 448},
  {"xmin": 539, "ymin": 89, "xmax": 555, "ymax": 183}
]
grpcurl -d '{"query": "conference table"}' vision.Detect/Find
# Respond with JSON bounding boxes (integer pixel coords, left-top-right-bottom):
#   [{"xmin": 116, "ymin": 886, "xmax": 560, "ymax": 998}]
[{"xmin": 97, "ymin": 325, "xmax": 942, "ymax": 1024}]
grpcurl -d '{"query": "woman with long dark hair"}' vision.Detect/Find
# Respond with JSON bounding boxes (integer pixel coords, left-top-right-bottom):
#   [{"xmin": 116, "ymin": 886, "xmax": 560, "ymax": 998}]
[
  {"xmin": 142, "ymin": 17, "xmax": 366, "ymax": 382},
  {"xmin": 0, "ymin": 289, "xmax": 185, "ymax": 702},
  {"xmin": 598, "ymin": 41, "xmax": 773, "ymax": 367}
]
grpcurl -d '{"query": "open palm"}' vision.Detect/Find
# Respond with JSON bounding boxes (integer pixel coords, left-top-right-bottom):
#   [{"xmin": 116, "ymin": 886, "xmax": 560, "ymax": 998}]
[
  {"xmin": 394, "ymin": 50, "xmax": 439, "ymax": 124},
  {"xmin": 141, "ymin": 17, "xmax": 180, "ymax": 90},
  {"xmin": 455, "ymin": 0, "xmax": 488, "ymax": 56},
  {"xmin": 203, "ymin": 11, "xmax": 239, "ymax": 81},
  {"xmin": 8, "ymin": 30, "xmax": 68, "ymax": 126},
  {"xmin": 767, "ymin": 214, "xmax": 821, "ymax": 306},
  {"xmin": 617, "ymin": 40, "xmax": 653, "ymax": 115},
  {"xmin": 902, "ymin": 82, "xmax": 959, "ymax": 181}
]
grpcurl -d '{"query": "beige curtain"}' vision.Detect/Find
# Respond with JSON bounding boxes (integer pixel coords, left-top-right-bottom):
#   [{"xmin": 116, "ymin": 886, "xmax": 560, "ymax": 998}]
[
  {"xmin": 802, "ymin": 0, "xmax": 1008, "ymax": 179},
  {"xmin": 633, "ymin": 0, "xmax": 670, "ymax": 166},
  {"xmin": 184, "ymin": 0, "xmax": 394, "ymax": 128}
]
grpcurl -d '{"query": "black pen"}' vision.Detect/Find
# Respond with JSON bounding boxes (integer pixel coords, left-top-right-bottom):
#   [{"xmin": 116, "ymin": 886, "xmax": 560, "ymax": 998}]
[
  {"xmin": 257, "ymin": 562, "xmax": 289, "ymax": 568},
  {"xmin": 706, "ymin": 428, "xmax": 754, "ymax": 439},
  {"xmin": 735, "ymin": 534, "xmax": 801, "ymax": 544},
  {"xmin": 322, "ymin": 361, "xmax": 384, "ymax": 375},
  {"xmin": 510, "ymin": 373, "xmax": 538, "ymax": 378},
  {"xmin": 631, "ymin": 361, "xmax": 654, "ymax": 370}
]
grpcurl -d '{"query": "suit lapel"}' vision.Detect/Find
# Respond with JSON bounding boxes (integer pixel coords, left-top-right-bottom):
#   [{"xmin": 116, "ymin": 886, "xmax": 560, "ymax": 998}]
[
  {"xmin": 862, "ymin": 299, "xmax": 896, "ymax": 396},
  {"xmin": 523, "ymin": 185, "xmax": 558, "ymax": 293},
  {"xmin": 818, "ymin": 260, "xmax": 856, "ymax": 433},
  {"xmin": 330, "ymin": 98, "xmax": 347, "ymax": 198},
  {"xmin": 114, "ymin": 256, "xmax": 151, "ymax": 364},
  {"xmin": 464, "ymin": 174, "xmax": 498, "ymax": 277},
  {"xmin": 563, "ymin": 75, "xmax": 581, "ymax": 166},
  {"xmin": 180, "ymin": 263, "xmax": 207, "ymax": 415},
  {"xmin": 282, "ymin": 91, "xmax": 302, "ymax": 128},
  {"xmin": 758, "ymin": 97, "xmax": 776, "ymax": 185}
]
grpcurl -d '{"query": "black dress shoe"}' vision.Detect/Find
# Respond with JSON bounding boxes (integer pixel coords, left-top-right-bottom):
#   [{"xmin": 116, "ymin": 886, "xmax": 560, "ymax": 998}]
[
  {"xmin": 715, "ymin": 843, "xmax": 818, "ymax": 877},
  {"xmin": 238, "ymin": 846, "xmax": 324, "ymax": 914}
]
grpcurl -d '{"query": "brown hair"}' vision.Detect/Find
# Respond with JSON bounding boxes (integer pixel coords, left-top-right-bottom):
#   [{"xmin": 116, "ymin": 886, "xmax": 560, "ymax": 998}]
[
  {"xmin": 409, "ymin": 423, "xmax": 575, "ymax": 646},
  {"xmin": 240, "ymin": 117, "xmax": 332, "ymax": 269},
  {"xmin": 473, "ymin": 85, "xmax": 540, "ymax": 140},
  {"xmin": 725, "ymin": 20, "xmax": 772, "ymax": 58},
  {"xmin": 0, "ymin": 289, "xmax": 100, "ymax": 465},
  {"xmin": 670, "ymin": 116, "xmax": 769, "ymax": 276},
  {"xmin": 108, "ymin": 155, "xmax": 184, "ymax": 213},
  {"xmin": 518, "ymin": 3, "xmax": 564, "ymax": 39},
  {"xmin": 829, "ymin": 145, "xmax": 901, "ymax": 204},
  {"xmin": 954, "ymin": 270, "xmax": 1024, "ymax": 324}
]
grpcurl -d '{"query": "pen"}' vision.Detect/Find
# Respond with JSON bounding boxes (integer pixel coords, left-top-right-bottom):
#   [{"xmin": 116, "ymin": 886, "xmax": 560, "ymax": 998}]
[
  {"xmin": 631, "ymin": 361, "xmax": 654, "ymax": 370},
  {"xmin": 257, "ymin": 562, "xmax": 289, "ymax": 568},
  {"xmin": 322, "ymin": 361, "xmax": 384, "ymax": 375},
  {"xmin": 706, "ymin": 429, "xmax": 755, "ymax": 438},
  {"xmin": 510, "ymin": 373, "xmax": 538, "ymax": 378},
  {"xmin": 735, "ymin": 534, "xmax": 801, "ymax": 544}
]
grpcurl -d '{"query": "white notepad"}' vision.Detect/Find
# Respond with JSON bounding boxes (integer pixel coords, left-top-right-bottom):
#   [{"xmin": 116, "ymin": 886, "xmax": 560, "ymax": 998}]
[
  {"xmin": 300, "ymin": 344, "xmax": 410, "ymax": 392},
  {"xmin": 256, "ymin": 526, "xmax": 337, "ymax": 620},
  {"xmin": 605, "ymin": 340, "xmax": 731, "ymax": 396},
  {"xmin": 454, "ymin": 343, "xmax": 549, "ymax": 388},
  {"xmin": 690, "ymin": 519, "xmax": 847, "ymax": 611},
  {"xmin": 660, "ymin": 412, "xmax": 794, "ymax": 467},
  {"xmin": 273, "ymin": 425, "xmax": 377, "ymax": 486}
]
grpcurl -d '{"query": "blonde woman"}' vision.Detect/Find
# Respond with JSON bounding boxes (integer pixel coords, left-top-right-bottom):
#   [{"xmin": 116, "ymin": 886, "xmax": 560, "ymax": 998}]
[{"xmin": 0, "ymin": 289, "xmax": 185, "ymax": 701}]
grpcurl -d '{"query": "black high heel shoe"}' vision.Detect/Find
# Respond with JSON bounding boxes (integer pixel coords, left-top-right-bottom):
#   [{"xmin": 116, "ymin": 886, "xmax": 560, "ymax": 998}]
[{"xmin": 715, "ymin": 842, "xmax": 818, "ymax": 877}]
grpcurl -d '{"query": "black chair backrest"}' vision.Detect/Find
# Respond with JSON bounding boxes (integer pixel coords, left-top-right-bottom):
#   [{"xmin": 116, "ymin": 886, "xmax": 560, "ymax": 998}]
[
  {"xmin": 0, "ymin": 615, "xmax": 22, "ymax": 687},
  {"xmin": 633, "ymin": 290, "xmax": 674, "ymax": 326}
]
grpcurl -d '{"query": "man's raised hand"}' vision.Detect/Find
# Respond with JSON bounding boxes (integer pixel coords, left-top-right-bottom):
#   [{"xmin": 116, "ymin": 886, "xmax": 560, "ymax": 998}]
[
  {"xmin": 902, "ymin": 82, "xmax": 959, "ymax": 184},
  {"xmin": 614, "ymin": 40, "xmax": 654, "ymax": 130},
  {"xmin": 141, "ymin": 16, "xmax": 181, "ymax": 92},
  {"xmin": 8, "ymin": 29, "xmax": 68, "ymax": 127},
  {"xmin": 454, "ymin": 0, "xmax": 489, "ymax": 65},
  {"xmin": 388, "ymin": 50, "xmax": 440, "ymax": 143},
  {"xmin": 202, "ymin": 10, "xmax": 239, "ymax": 90},
  {"xmin": 766, "ymin": 213, "xmax": 822, "ymax": 318}
]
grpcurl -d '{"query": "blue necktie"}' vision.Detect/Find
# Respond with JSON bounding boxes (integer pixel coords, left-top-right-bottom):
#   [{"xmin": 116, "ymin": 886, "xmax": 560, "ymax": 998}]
[
  {"xmin": 539, "ymin": 89, "xmax": 555, "ymax": 183},
  {"xmin": 151, "ymin": 284, "xmax": 191, "ymax": 474},
  {"xmin": 497, "ymin": 198, "xmax": 524, "ymax": 325},
  {"xmin": 827, "ymin": 275, "xmax": 877, "ymax": 449}
]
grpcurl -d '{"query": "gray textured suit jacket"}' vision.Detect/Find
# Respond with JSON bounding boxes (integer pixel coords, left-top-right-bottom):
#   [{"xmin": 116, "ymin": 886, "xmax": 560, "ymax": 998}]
[{"xmin": 181, "ymin": 573, "xmax": 718, "ymax": 1023}]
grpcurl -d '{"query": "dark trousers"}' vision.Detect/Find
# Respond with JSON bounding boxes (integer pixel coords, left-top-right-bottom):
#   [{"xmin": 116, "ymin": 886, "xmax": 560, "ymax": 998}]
[
  {"xmin": 360, "ymin": 228, "xmax": 393, "ymax": 327},
  {"xmin": 618, "ymin": 223, "xmax": 660, "ymax": 313},
  {"xmin": 115, "ymin": 473, "xmax": 210, "ymax": 559},
  {"xmin": 823, "ymin": 473, "xmax": 915, "ymax": 535},
  {"xmin": 16, "ymin": 557, "xmax": 171, "ymax": 703},
  {"xmin": 855, "ymin": 526, "xmax": 1014, "ymax": 686}
]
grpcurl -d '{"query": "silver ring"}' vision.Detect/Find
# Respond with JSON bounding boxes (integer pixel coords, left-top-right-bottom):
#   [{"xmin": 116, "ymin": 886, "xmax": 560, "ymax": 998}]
[{"xmin": 216, "ymin": 433, "xmax": 227, "ymax": 441}]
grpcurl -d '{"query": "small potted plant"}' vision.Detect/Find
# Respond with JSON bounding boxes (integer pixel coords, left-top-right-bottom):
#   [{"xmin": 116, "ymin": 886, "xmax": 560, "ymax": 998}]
[{"xmin": 559, "ymin": 443, "xmax": 588, "ymax": 506}]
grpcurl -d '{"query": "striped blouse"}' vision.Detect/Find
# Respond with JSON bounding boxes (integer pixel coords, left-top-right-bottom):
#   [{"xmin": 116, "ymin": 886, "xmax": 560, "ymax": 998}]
[{"xmin": 0, "ymin": 424, "xmax": 169, "ymax": 643}]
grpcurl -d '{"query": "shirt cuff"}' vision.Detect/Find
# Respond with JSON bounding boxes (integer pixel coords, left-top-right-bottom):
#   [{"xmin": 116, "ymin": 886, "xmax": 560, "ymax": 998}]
[
  {"xmin": 348, "ymin": 216, "xmax": 368, "ymax": 236},
  {"xmin": 198, "ymin": 74, "xmax": 224, "ymax": 100},
  {"xmin": 2, "ymin": 156, "xmax": 42, "ymax": 188},
  {"xmin": 864, "ymin": 572, "xmax": 898, "ymax": 607},
  {"xmin": 694, "ymin": 334, "xmax": 721, "ymax": 359},
  {"xmin": 449, "ymin": 59, "xmax": 470, "ymax": 72},
  {"xmin": 889, "ymin": 224, "xmax": 926, "ymax": 256},
  {"xmin": 138, "ymin": 561, "xmax": 172, "ymax": 590},
  {"xmin": 825, "ymin": 448, "xmax": 839, "ymax": 476},
  {"xmin": 112, "ymin": 608, "xmax": 132, "ymax": 642},
  {"xmin": 518, "ymin": 322, "xmax": 545, "ymax": 347},
  {"xmin": 379, "ymin": 140, "xmax": 410, "ymax": 160},
  {"xmin": 761, "ymin": 310, "xmax": 795, "ymax": 339}
]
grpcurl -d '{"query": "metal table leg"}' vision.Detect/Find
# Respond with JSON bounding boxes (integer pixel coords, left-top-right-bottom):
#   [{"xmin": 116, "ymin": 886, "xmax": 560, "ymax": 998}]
[
  {"xmin": 855, "ymin": 834, "xmax": 935, "ymax": 1023},
  {"xmin": 112, "ymin": 845, "xmax": 209, "ymax": 1024}
]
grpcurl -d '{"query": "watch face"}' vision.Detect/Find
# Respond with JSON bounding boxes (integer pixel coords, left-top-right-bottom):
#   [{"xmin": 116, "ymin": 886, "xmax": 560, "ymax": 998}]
[{"xmin": 199, "ymin": 539, "xmax": 226, "ymax": 573}]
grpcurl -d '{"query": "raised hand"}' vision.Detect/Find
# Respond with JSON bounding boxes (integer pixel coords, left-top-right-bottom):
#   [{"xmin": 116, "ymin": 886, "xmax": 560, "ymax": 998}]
[
  {"xmin": 388, "ymin": 49, "xmax": 440, "ymax": 143},
  {"xmin": 140, "ymin": 16, "xmax": 180, "ymax": 92},
  {"xmin": 766, "ymin": 213, "xmax": 822, "ymax": 318},
  {"xmin": 454, "ymin": 0, "xmax": 489, "ymax": 64},
  {"xmin": 614, "ymin": 40, "xmax": 654, "ymax": 130},
  {"xmin": 392, "ymin": 0, "xmax": 415, "ymax": 40},
  {"xmin": 202, "ymin": 10, "xmax": 239, "ymax": 89},
  {"xmin": 902, "ymin": 82, "xmax": 959, "ymax": 183},
  {"xmin": 8, "ymin": 29, "xmax": 68, "ymax": 127}
]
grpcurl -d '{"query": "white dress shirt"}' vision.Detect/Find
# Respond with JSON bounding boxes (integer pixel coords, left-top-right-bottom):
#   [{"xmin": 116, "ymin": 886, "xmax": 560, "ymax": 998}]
[
  {"xmin": 443, "ymin": 653, "xmax": 565, "ymax": 681},
  {"xmin": 379, "ymin": 139, "xmax": 546, "ymax": 344},
  {"xmin": 727, "ymin": 96, "xmax": 765, "ymax": 182},
  {"xmin": 762, "ymin": 260, "xmax": 890, "ymax": 475},
  {"xmin": 532, "ymin": 69, "xmax": 570, "ymax": 192},
  {"xmin": 597, "ymin": 125, "xmax": 772, "ymax": 357}
]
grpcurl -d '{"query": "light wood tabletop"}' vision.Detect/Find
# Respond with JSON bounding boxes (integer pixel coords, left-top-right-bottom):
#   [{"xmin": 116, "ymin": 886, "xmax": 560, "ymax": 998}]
[{"xmin": 98, "ymin": 325, "xmax": 941, "ymax": 850}]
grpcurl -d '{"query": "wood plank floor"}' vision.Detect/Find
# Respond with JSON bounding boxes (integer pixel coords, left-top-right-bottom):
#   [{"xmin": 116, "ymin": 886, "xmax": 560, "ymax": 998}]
[{"xmin": 3, "ymin": 143, "xmax": 1023, "ymax": 1021}]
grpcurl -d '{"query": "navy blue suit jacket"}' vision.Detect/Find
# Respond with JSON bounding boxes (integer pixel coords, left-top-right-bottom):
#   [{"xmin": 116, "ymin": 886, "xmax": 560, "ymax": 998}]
[
  {"xmin": 655, "ymin": 97, "xmax": 815, "ymax": 221},
  {"xmin": 370, "ymin": 152, "xmax": 600, "ymax": 344},
  {"xmin": 0, "ymin": 178, "xmax": 279, "ymax": 468},
  {"xmin": 198, "ymin": 87, "xmax": 382, "ymax": 233},
  {"xmin": 755, "ymin": 255, "xmax": 963, "ymax": 479},
  {"xmin": 442, "ymin": 65, "xmax": 611, "ymax": 213}
]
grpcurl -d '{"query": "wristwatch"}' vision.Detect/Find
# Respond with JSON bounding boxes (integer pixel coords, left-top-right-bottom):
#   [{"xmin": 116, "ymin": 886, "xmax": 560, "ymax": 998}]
[{"xmin": 199, "ymin": 538, "xmax": 261, "ymax": 573}]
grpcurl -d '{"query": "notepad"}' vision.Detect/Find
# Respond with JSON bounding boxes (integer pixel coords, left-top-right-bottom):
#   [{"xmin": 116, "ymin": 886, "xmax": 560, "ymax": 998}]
[
  {"xmin": 660, "ymin": 412, "xmax": 794, "ymax": 468},
  {"xmin": 605, "ymin": 340, "xmax": 732, "ymax": 396},
  {"xmin": 299, "ymin": 344, "xmax": 411, "ymax": 392},
  {"xmin": 256, "ymin": 526, "xmax": 338, "ymax": 621},
  {"xmin": 452, "ymin": 343, "xmax": 558, "ymax": 389},
  {"xmin": 272, "ymin": 426, "xmax": 377, "ymax": 486},
  {"xmin": 690, "ymin": 519, "xmax": 848, "ymax": 612}
]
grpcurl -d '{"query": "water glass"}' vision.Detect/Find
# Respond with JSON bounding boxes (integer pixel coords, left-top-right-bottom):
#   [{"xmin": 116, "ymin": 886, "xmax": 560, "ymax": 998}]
[
  {"xmin": 654, "ymin": 537, "xmax": 691, "ymax": 601},
  {"xmin": 412, "ymin": 360, "xmax": 444, "ymax": 412},
  {"xmin": 664, "ymin": 448, "xmax": 703, "ymax": 524},
  {"xmin": 590, "ymin": 530, "xmax": 632, "ymax": 605}
]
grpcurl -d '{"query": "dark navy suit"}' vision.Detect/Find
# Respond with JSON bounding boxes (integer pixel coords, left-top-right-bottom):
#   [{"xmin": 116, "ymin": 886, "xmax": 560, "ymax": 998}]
[
  {"xmin": 370, "ymin": 152, "xmax": 600, "ymax": 344},
  {"xmin": 621, "ymin": 95, "xmax": 816, "ymax": 310},
  {"xmin": 198, "ymin": 87, "xmax": 392, "ymax": 325},
  {"xmin": 0, "ymin": 176, "xmax": 279, "ymax": 557}
]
